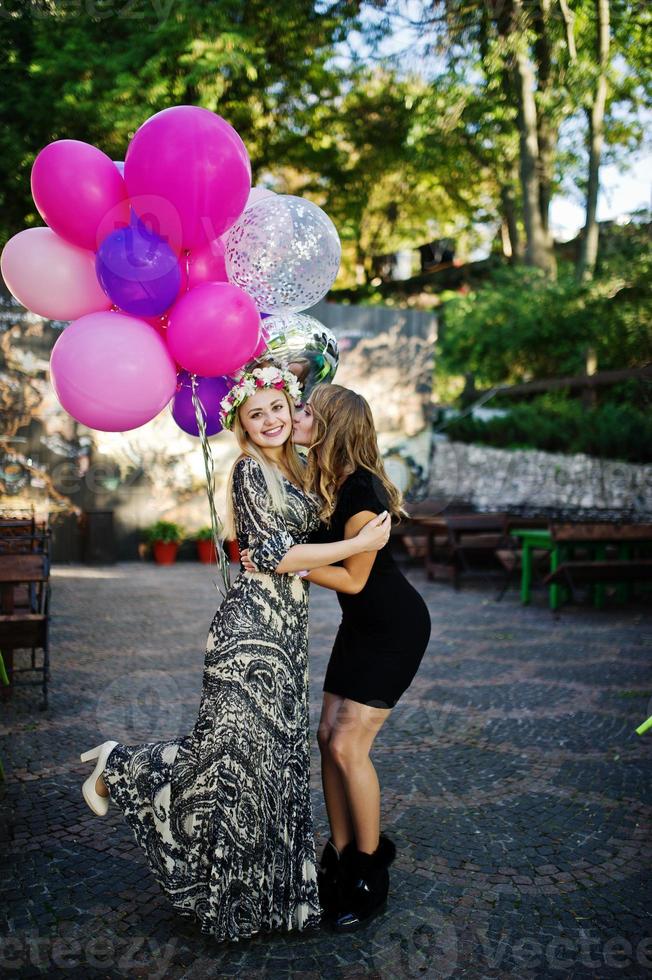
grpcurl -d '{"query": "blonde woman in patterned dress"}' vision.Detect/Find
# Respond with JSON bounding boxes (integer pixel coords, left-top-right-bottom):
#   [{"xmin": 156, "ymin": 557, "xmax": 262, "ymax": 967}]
[{"xmin": 77, "ymin": 368, "xmax": 391, "ymax": 943}]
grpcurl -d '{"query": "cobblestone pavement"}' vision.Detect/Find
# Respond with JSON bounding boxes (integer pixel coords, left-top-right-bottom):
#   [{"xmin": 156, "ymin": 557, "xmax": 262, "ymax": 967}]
[{"xmin": 1, "ymin": 560, "xmax": 651, "ymax": 979}]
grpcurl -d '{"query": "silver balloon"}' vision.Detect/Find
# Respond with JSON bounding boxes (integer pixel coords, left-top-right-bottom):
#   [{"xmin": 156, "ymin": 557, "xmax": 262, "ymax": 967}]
[
  {"xmin": 242, "ymin": 313, "xmax": 339, "ymax": 403},
  {"xmin": 224, "ymin": 195, "xmax": 341, "ymax": 314}
]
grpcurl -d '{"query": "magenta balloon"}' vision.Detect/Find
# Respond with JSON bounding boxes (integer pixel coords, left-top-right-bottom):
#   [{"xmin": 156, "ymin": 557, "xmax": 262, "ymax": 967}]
[
  {"xmin": 1, "ymin": 227, "xmax": 111, "ymax": 320},
  {"xmin": 124, "ymin": 106, "xmax": 251, "ymax": 250},
  {"xmin": 186, "ymin": 237, "xmax": 228, "ymax": 289},
  {"xmin": 31, "ymin": 140, "xmax": 130, "ymax": 251},
  {"xmin": 49, "ymin": 311, "xmax": 177, "ymax": 431},
  {"xmin": 166, "ymin": 281, "xmax": 261, "ymax": 377}
]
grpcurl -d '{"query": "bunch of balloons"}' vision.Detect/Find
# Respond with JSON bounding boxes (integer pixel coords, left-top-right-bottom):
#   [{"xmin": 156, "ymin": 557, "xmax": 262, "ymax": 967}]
[{"xmin": 1, "ymin": 104, "xmax": 341, "ymax": 435}]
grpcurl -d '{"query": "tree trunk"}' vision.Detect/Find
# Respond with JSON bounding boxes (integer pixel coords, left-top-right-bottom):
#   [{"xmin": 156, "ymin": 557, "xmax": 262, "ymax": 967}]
[
  {"xmin": 577, "ymin": 0, "xmax": 610, "ymax": 282},
  {"xmin": 501, "ymin": 0, "xmax": 557, "ymax": 276},
  {"xmin": 500, "ymin": 183, "xmax": 523, "ymax": 261},
  {"xmin": 582, "ymin": 345, "xmax": 598, "ymax": 409},
  {"xmin": 533, "ymin": 0, "xmax": 555, "ymax": 232},
  {"xmin": 537, "ymin": 121, "xmax": 557, "ymax": 233},
  {"xmin": 513, "ymin": 34, "xmax": 556, "ymax": 275},
  {"xmin": 355, "ymin": 242, "xmax": 367, "ymax": 285}
]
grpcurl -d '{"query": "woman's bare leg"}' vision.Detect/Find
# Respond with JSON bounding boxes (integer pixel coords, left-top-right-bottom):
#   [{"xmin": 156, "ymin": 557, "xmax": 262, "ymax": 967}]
[
  {"xmin": 317, "ymin": 692, "xmax": 354, "ymax": 851},
  {"xmin": 327, "ymin": 699, "xmax": 391, "ymax": 854}
]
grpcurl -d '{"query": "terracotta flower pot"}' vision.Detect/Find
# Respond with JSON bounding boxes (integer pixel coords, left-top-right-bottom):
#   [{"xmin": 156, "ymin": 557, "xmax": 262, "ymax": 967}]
[
  {"xmin": 196, "ymin": 538, "xmax": 217, "ymax": 564},
  {"xmin": 226, "ymin": 539, "xmax": 240, "ymax": 562},
  {"xmin": 152, "ymin": 540, "xmax": 179, "ymax": 565}
]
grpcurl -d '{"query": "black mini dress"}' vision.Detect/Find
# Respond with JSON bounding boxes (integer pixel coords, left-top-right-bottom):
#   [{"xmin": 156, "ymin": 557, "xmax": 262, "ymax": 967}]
[{"xmin": 314, "ymin": 467, "xmax": 431, "ymax": 709}]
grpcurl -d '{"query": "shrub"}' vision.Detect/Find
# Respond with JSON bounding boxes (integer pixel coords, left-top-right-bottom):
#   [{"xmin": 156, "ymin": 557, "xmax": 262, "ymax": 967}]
[
  {"xmin": 438, "ymin": 254, "xmax": 652, "ymax": 386},
  {"xmin": 192, "ymin": 526, "xmax": 215, "ymax": 541},
  {"xmin": 143, "ymin": 520, "xmax": 185, "ymax": 545},
  {"xmin": 442, "ymin": 395, "xmax": 652, "ymax": 464}
]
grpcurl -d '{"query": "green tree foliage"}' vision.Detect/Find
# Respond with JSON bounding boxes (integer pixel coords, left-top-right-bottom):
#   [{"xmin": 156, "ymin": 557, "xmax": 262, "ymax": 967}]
[
  {"xmin": 372, "ymin": 1, "xmax": 652, "ymax": 277},
  {"xmin": 438, "ymin": 232, "xmax": 652, "ymax": 387},
  {"xmin": 301, "ymin": 68, "xmax": 495, "ymax": 283},
  {"xmin": 2, "ymin": 2, "xmax": 650, "ymax": 309},
  {"xmin": 437, "ymin": 216, "xmax": 652, "ymax": 460},
  {"xmin": 0, "ymin": 0, "xmax": 363, "ymax": 247}
]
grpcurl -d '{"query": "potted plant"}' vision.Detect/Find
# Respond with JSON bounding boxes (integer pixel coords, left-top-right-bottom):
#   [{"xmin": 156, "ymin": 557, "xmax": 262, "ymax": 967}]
[
  {"xmin": 194, "ymin": 527, "xmax": 217, "ymax": 564},
  {"xmin": 193, "ymin": 528, "xmax": 240, "ymax": 564},
  {"xmin": 144, "ymin": 520, "xmax": 184, "ymax": 565}
]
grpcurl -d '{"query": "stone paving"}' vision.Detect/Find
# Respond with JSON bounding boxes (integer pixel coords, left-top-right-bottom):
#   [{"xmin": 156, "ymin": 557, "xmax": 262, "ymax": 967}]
[{"xmin": 1, "ymin": 559, "xmax": 651, "ymax": 979}]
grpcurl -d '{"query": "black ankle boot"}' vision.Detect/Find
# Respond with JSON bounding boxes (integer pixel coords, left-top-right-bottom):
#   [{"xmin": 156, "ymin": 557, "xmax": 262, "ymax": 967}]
[
  {"xmin": 331, "ymin": 835, "xmax": 396, "ymax": 932},
  {"xmin": 317, "ymin": 838, "xmax": 343, "ymax": 919}
]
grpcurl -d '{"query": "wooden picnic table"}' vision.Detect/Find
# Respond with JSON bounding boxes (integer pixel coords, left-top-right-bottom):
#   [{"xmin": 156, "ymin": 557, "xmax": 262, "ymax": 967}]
[
  {"xmin": 0, "ymin": 554, "xmax": 49, "ymax": 613},
  {"xmin": 411, "ymin": 516, "xmax": 448, "ymax": 529},
  {"xmin": 0, "ymin": 553, "xmax": 51, "ymax": 709},
  {"xmin": 511, "ymin": 524, "xmax": 652, "ymax": 610}
]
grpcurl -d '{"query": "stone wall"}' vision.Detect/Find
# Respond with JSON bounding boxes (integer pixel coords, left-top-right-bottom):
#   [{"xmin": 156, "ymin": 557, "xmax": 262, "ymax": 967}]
[{"xmin": 428, "ymin": 437, "xmax": 652, "ymax": 519}]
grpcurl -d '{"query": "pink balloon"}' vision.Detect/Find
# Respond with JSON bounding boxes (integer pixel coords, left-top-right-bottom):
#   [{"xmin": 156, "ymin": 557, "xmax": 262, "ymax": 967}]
[
  {"xmin": 186, "ymin": 238, "xmax": 228, "ymax": 289},
  {"xmin": 116, "ymin": 310, "xmax": 170, "ymax": 342},
  {"xmin": 1, "ymin": 227, "xmax": 111, "ymax": 320},
  {"xmin": 125, "ymin": 106, "xmax": 251, "ymax": 251},
  {"xmin": 31, "ymin": 140, "xmax": 130, "ymax": 250},
  {"xmin": 50, "ymin": 311, "xmax": 177, "ymax": 431},
  {"xmin": 144, "ymin": 314, "xmax": 170, "ymax": 343},
  {"xmin": 166, "ymin": 282, "xmax": 261, "ymax": 377}
]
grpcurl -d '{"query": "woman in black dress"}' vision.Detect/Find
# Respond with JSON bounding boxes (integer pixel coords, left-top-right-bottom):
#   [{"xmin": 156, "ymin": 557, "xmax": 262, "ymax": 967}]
[{"xmin": 243, "ymin": 383, "xmax": 431, "ymax": 931}]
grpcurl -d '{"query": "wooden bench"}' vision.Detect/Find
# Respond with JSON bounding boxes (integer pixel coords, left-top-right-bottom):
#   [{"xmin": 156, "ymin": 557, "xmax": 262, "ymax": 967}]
[
  {"xmin": 0, "ymin": 527, "xmax": 51, "ymax": 555},
  {"xmin": 0, "ymin": 533, "xmax": 51, "ymax": 611},
  {"xmin": 426, "ymin": 513, "xmax": 512, "ymax": 589},
  {"xmin": 546, "ymin": 523, "xmax": 652, "ymax": 609},
  {"xmin": 544, "ymin": 559, "xmax": 652, "ymax": 594},
  {"xmin": 0, "ymin": 553, "xmax": 51, "ymax": 710}
]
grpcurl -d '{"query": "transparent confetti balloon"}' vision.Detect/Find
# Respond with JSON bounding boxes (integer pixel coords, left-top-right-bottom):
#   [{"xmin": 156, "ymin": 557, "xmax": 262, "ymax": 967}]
[
  {"xmin": 239, "ymin": 313, "xmax": 339, "ymax": 402},
  {"xmin": 224, "ymin": 195, "xmax": 341, "ymax": 314}
]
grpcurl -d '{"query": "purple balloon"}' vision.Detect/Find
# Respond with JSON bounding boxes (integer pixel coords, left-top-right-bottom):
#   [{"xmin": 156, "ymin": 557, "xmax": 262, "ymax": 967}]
[
  {"xmin": 172, "ymin": 370, "xmax": 231, "ymax": 436},
  {"xmin": 95, "ymin": 211, "xmax": 181, "ymax": 317}
]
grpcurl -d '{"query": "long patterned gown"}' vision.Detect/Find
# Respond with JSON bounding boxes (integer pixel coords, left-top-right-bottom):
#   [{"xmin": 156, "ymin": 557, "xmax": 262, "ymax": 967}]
[{"xmin": 101, "ymin": 455, "xmax": 322, "ymax": 942}]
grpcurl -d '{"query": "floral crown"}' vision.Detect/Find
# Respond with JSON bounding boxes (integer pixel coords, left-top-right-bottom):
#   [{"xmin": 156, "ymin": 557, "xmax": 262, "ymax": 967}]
[{"xmin": 219, "ymin": 366, "xmax": 303, "ymax": 431}]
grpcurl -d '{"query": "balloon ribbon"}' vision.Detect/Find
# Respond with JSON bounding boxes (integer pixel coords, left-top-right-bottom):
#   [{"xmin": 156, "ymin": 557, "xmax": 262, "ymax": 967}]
[{"xmin": 190, "ymin": 374, "xmax": 231, "ymax": 597}]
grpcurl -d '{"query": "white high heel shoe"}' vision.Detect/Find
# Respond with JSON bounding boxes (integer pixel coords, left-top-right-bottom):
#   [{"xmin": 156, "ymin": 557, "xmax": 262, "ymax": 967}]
[{"xmin": 80, "ymin": 740, "xmax": 118, "ymax": 816}]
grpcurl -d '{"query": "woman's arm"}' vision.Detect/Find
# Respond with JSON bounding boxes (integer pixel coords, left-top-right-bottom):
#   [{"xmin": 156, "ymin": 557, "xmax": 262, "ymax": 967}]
[
  {"xmin": 234, "ymin": 455, "xmax": 390, "ymax": 574},
  {"xmin": 272, "ymin": 511, "xmax": 390, "ymax": 573},
  {"xmin": 304, "ymin": 511, "xmax": 379, "ymax": 593}
]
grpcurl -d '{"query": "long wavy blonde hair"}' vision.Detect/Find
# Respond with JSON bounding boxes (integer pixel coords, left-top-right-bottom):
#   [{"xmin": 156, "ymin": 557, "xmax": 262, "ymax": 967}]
[
  {"xmin": 304, "ymin": 384, "xmax": 407, "ymax": 525},
  {"xmin": 223, "ymin": 388, "xmax": 306, "ymax": 540}
]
